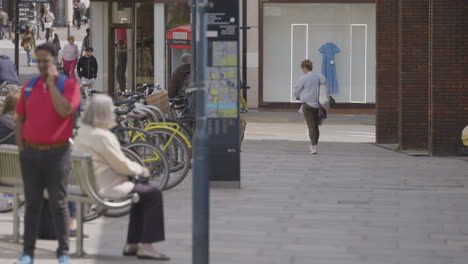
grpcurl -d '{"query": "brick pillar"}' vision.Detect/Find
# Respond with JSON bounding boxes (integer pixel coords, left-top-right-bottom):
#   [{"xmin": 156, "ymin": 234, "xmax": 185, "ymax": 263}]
[
  {"xmin": 376, "ymin": 0, "xmax": 400, "ymax": 144},
  {"xmin": 398, "ymin": 0, "xmax": 430, "ymax": 150},
  {"xmin": 430, "ymin": 0, "xmax": 468, "ymax": 155}
]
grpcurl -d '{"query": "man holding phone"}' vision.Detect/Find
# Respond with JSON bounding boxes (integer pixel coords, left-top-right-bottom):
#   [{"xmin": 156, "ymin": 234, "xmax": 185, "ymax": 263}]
[{"xmin": 14, "ymin": 43, "xmax": 80, "ymax": 264}]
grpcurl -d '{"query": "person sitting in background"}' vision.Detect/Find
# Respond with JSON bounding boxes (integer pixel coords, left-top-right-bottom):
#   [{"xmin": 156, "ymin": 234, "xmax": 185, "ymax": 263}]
[
  {"xmin": 0, "ymin": 91, "xmax": 20, "ymax": 144},
  {"xmin": 0, "ymin": 55, "xmax": 18, "ymax": 84},
  {"xmin": 168, "ymin": 53, "xmax": 191, "ymax": 99},
  {"xmin": 73, "ymin": 94, "xmax": 170, "ymax": 261}
]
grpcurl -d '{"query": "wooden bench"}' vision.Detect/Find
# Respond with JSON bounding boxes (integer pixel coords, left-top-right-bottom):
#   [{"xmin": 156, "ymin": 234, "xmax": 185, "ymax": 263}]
[{"xmin": 0, "ymin": 144, "xmax": 137, "ymax": 257}]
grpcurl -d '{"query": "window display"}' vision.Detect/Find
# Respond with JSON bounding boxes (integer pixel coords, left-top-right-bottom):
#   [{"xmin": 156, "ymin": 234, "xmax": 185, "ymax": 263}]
[{"xmin": 263, "ymin": 3, "xmax": 376, "ymax": 104}]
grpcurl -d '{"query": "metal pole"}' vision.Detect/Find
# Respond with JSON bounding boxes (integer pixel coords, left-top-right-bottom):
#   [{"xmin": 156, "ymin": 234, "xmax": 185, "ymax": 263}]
[
  {"xmin": 241, "ymin": 0, "xmax": 248, "ymax": 103},
  {"xmin": 190, "ymin": 1, "xmax": 197, "ymax": 83},
  {"xmin": 192, "ymin": 0, "xmax": 210, "ymax": 263},
  {"xmin": 14, "ymin": 0, "xmax": 19, "ymax": 74}
]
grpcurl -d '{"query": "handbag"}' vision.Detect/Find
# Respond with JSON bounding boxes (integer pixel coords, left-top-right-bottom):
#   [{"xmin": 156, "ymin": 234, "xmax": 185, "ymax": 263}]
[{"xmin": 318, "ymin": 75, "xmax": 330, "ymax": 120}]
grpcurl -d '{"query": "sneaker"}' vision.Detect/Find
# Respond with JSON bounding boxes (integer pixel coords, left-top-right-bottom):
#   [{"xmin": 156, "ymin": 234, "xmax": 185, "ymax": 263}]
[
  {"xmin": 58, "ymin": 255, "xmax": 70, "ymax": 264},
  {"xmin": 28, "ymin": 63, "xmax": 31, "ymax": 66},
  {"xmin": 309, "ymin": 145, "xmax": 318, "ymax": 154},
  {"xmin": 15, "ymin": 254, "xmax": 33, "ymax": 264}
]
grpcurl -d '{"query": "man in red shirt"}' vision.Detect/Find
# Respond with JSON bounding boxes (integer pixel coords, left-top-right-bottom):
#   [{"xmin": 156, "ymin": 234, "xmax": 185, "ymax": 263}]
[{"xmin": 14, "ymin": 43, "xmax": 80, "ymax": 264}]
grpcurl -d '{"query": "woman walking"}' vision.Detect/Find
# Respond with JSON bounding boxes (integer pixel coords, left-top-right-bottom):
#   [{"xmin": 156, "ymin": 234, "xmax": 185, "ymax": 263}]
[
  {"xmin": 21, "ymin": 27, "xmax": 36, "ymax": 66},
  {"xmin": 294, "ymin": 59, "xmax": 328, "ymax": 154},
  {"xmin": 61, "ymin": 36, "xmax": 79, "ymax": 79}
]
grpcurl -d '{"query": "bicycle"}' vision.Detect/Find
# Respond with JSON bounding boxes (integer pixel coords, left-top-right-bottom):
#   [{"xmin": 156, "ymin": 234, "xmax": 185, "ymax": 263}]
[{"xmin": 113, "ymin": 102, "xmax": 192, "ymax": 190}]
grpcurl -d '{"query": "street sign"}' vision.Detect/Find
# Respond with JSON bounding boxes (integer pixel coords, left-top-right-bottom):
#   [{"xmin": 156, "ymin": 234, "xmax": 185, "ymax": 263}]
[
  {"xmin": 18, "ymin": 3, "xmax": 36, "ymax": 24},
  {"xmin": 206, "ymin": 0, "xmax": 240, "ymax": 187}
]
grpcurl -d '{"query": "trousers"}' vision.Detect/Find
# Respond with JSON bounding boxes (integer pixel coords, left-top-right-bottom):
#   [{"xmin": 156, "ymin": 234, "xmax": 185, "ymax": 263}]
[{"xmin": 19, "ymin": 145, "xmax": 71, "ymax": 257}]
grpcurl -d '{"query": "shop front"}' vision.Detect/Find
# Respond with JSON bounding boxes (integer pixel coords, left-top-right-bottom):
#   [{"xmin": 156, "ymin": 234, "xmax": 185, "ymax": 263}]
[
  {"xmin": 260, "ymin": 1, "xmax": 376, "ymax": 107},
  {"xmin": 90, "ymin": 0, "xmax": 190, "ymax": 94}
]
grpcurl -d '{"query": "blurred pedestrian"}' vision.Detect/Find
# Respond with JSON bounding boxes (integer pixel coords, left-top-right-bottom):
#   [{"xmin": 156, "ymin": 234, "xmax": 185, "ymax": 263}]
[
  {"xmin": 80, "ymin": 28, "xmax": 91, "ymax": 56},
  {"xmin": 168, "ymin": 53, "xmax": 191, "ymax": 98},
  {"xmin": 21, "ymin": 27, "xmax": 36, "ymax": 66},
  {"xmin": 73, "ymin": 3, "xmax": 81, "ymax": 30},
  {"xmin": 74, "ymin": 94, "xmax": 170, "ymax": 261},
  {"xmin": 0, "ymin": 55, "xmax": 19, "ymax": 87},
  {"xmin": 40, "ymin": 4, "xmax": 46, "ymax": 32},
  {"xmin": 77, "ymin": 47, "xmax": 98, "ymax": 90},
  {"xmin": 0, "ymin": 8, "xmax": 9, "ymax": 40},
  {"xmin": 61, "ymin": 36, "xmax": 79, "ymax": 80},
  {"xmin": 0, "ymin": 91, "xmax": 20, "ymax": 144},
  {"xmin": 14, "ymin": 42, "xmax": 80, "ymax": 264},
  {"xmin": 41, "ymin": 7, "xmax": 55, "ymax": 39},
  {"xmin": 80, "ymin": 3, "xmax": 88, "ymax": 25},
  {"xmin": 46, "ymin": 28, "xmax": 61, "ymax": 53}
]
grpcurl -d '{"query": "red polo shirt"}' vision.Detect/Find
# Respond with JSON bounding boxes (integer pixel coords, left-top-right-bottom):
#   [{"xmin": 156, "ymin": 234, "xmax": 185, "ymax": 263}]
[{"xmin": 16, "ymin": 77, "xmax": 81, "ymax": 145}]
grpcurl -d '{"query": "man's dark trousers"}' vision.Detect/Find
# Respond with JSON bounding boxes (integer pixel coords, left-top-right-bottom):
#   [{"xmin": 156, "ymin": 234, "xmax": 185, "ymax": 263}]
[{"xmin": 19, "ymin": 145, "xmax": 71, "ymax": 257}]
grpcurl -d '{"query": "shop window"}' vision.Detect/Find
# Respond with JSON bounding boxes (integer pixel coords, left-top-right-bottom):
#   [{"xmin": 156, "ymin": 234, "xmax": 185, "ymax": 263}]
[
  {"xmin": 136, "ymin": 4, "xmax": 155, "ymax": 85},
  {"xmin": 263, "ymin": 4, "xmax": 376, "ymax": 104}
]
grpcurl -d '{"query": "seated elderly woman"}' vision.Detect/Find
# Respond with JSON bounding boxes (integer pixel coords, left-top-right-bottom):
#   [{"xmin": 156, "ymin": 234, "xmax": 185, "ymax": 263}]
[
  {"xmin": 0, "ymin": 91, "xmax": 20, "ymax": 144},
  {"xmin": 74, "ymin": 94, "xmax": 169, "ymax": 260}
]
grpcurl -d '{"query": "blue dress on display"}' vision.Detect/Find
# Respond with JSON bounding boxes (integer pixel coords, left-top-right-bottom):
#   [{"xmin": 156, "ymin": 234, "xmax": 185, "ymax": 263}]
[{"xmin": 319, "ymin": 43, "xmax": 340, "ymax": 94}]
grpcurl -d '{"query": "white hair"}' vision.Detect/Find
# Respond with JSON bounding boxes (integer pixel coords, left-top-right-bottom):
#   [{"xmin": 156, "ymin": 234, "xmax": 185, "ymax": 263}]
[
  {"xmin": 181, "ymin": 53, "xmax": 192, "ymax": 64},
  {"xmin": 81, "ymin": 94, "xmax": 116, "ymax": 129}
]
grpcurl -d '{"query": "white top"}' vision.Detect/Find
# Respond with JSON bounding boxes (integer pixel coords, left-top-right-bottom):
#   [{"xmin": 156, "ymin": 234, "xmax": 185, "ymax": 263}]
[
  {"xmin": 62, "ymin": 43, "xmax": 79, "ymax": 61},
  {"xmin": 74, "ymin": 124, "xmax": 144, "ymax": 198}
]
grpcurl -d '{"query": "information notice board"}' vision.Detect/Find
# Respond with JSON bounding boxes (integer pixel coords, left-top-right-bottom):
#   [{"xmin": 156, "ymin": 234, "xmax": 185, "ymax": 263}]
[{"xmin": 206, "ymin": 0, "xmax": 240, "ymax": 186}]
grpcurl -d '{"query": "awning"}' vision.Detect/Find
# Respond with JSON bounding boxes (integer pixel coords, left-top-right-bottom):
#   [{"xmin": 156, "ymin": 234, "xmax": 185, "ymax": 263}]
[{"xmin": 166, "ymin": 25, "xmax": 191, "ymax": 49}]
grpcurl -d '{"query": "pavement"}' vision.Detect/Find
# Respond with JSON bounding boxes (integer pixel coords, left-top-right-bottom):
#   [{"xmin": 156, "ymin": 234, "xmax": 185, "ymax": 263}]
[{"xmin": 1, "ymin": 110, "xmax": 468, "ymax": 263}]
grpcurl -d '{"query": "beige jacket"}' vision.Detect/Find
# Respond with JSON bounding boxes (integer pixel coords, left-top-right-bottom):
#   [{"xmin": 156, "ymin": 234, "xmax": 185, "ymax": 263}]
[{"xmin": 74, "ymin": 124, "xmax": 143, "ymax": 198}]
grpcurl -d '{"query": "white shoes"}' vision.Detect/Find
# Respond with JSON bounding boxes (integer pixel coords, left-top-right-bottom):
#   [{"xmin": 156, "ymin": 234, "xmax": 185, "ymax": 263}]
[{"xmin": 309, "ymin": 145, "xmax": 318, "ymax": 154}]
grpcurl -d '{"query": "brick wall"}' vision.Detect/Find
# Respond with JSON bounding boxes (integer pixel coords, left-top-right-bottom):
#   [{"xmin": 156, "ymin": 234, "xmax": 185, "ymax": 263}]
[
  {"xmin": 398, "ymin": 0, "xmax": 430, "ymax": 149},
  {"xmin": 430, "ymin": 0, "xmax": 468, "ymax": 155},
  {"xmin": 375, "ymin": 0, "xmax": 400, "ymax": 144}
]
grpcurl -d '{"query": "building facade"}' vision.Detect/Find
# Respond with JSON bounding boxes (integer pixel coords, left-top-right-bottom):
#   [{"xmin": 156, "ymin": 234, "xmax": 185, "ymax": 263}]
[
  {"xmin": 250, "ymin": 0, "xmax": 467, "ymax": 155},
  {"xmin": 89, "ymin": 0, "xmax": 190, "ymax": 94},
  {"xmin": 88, "ymin": 0, "xmax": 467, "ymax": 156}
]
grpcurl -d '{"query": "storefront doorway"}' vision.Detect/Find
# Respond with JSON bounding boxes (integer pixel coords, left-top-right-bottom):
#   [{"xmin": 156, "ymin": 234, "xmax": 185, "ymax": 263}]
[{"xmin": 110, "ymin": 27, "xmax": 133, "ymax": 93}]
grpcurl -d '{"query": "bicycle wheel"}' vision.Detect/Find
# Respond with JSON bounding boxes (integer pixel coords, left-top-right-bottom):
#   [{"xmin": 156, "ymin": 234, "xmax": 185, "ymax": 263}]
[
  {"xmin": 146, "ymin": 127, "xmax": 191, "ymax": 190},
  {"xmin": 124, "ymin": 142, "xmax": 170, "ymax": 190},
  {"xmin": 165, "ymin": 118, "xmax": 193, "ymax": 140},
  {"xmin": 103, "ymin": 146, "xmax": 165, "ymax": 218}
]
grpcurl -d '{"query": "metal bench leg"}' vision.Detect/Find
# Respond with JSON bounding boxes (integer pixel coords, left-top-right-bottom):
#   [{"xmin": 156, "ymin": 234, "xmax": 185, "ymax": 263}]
[
  {"xmin": 76, "ymin": 202, "xmax": 84, "ymax": 257},
  {"xmin": 13, "ymin": 193, "xmax": 20, "ymax": 243}
]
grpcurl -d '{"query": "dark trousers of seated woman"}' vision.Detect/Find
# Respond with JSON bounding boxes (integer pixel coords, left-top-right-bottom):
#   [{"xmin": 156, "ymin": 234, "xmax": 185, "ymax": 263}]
[
  {"xmin": 127, "ymin": 184, "xmax": 165, "ymax": 244},
  {"xmin": 302, "ymin": 103, "xmax": 320, "ymax": 145}
]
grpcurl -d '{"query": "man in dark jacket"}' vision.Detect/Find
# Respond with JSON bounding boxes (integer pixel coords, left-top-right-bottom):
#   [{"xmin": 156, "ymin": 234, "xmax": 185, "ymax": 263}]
[
  {"xmin": 168, "ymin": 53, "xmax": 191, "ymax": 98},
  {"xmin": 77, "ymin": 47, "xmax": 98, "ymax": 90}
]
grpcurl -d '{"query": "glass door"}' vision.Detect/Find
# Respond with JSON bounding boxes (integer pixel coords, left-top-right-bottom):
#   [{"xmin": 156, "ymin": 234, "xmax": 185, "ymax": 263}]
[{"xmin": 111, "ymin": 27, "xmax": 133, "ymax": 93}]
